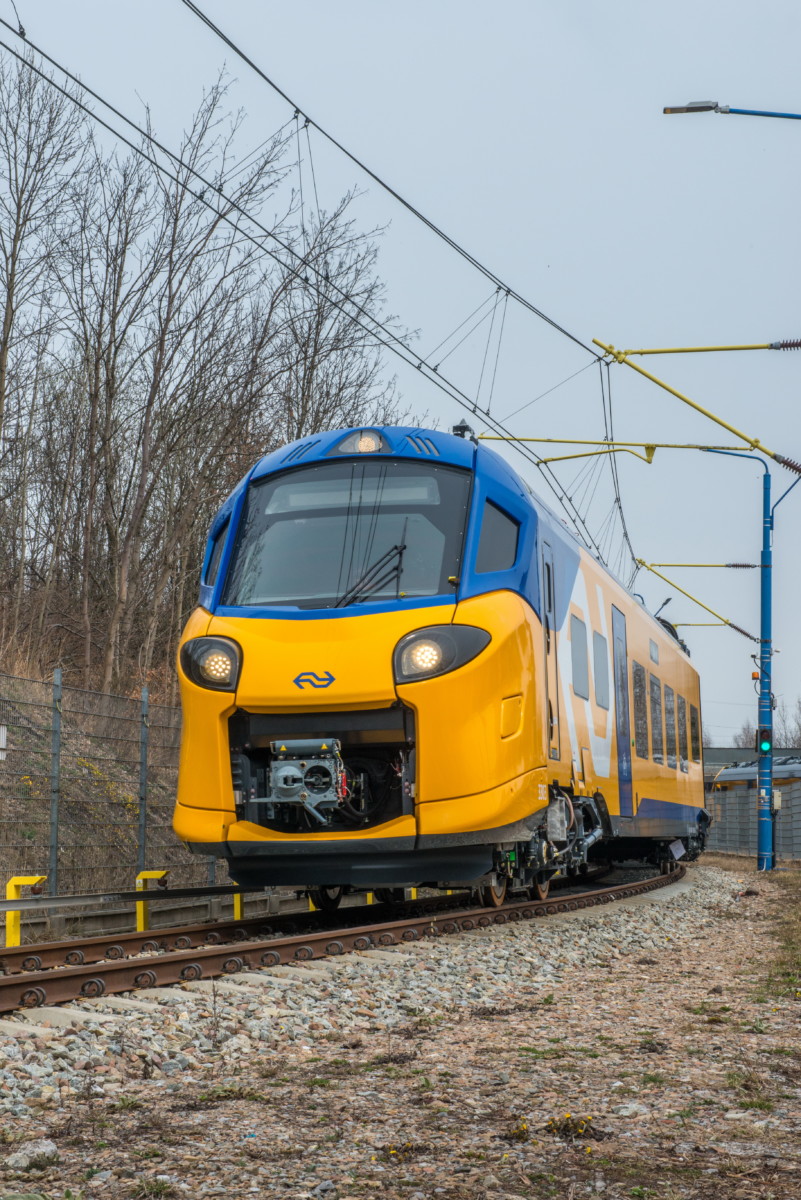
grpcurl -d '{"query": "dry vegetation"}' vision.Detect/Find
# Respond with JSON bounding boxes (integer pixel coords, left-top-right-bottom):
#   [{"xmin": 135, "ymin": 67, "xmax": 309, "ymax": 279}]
[{"xmin": 0, "ymin": 51, "xmax": 405, "ymax": 698}]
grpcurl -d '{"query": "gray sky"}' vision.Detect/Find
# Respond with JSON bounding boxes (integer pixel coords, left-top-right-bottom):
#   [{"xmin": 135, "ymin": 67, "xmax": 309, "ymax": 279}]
[{"xmin": 18, "ymin": 0, "xmax": 801, "ymax": 743}]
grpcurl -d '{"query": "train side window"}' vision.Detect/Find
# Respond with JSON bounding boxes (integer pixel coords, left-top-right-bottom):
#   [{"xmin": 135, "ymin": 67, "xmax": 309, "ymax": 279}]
[
  {"xmin": 476, "ymin": 501, "xmax": 519, "ymax": 572},
  {"xmin": 205, "ymin": 519, "xmax": 229, "ymax": 587},
  {"xmin": 677, "ymin": 695, "xmax": 689, "ymax": 773},
  {"xmin": 664, "ymin": 685, "xmax": 677, "ymax": 769},
  {"xmin": 690, "ymin": 704, "xmax": 702, "ymax": 762},
  {"xmin": 632, "ymin": 661, "xmax": 649, "ymax": 758},
  {"xmin": 593, "ymin": 632, "xmax": 609, "ymax": 709},
  {"xmin": 570, "ymin": 615, "xmax": 590, "ymax": 700},
  {"xmin": 649, "ymin": 674, "xmax": 664, "ymax": 764}
]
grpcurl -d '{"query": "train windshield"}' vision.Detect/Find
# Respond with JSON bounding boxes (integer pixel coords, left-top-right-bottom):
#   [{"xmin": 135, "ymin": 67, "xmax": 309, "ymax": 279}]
[{"xmin": 221, "ymin": 459, "xmax": 472, "ymax": 609}]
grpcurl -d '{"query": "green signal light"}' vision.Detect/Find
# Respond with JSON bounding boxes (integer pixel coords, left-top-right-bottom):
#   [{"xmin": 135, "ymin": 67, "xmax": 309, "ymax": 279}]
[{"xmin": 755, "ymin": 726, "xmax": 773, "ymax": 754}]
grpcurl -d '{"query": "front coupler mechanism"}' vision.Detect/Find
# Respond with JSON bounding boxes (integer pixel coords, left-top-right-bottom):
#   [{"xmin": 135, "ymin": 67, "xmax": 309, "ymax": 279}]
[{"xmin": 267, "ymin": 739, "xmax": 346, "ymax": 825}]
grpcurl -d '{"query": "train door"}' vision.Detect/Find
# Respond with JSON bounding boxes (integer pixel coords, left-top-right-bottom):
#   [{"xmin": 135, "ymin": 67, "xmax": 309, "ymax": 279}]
[
  {"xmin": 611, "ymin": 605, "xmax": 633, "ymax": 817},
  {"xmin": 541, "ymin": 543, "xmax": 561, "ymax": 762}
]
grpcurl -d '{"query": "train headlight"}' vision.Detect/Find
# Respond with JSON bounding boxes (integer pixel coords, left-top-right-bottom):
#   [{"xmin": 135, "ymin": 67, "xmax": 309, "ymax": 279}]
[
  {"xmin": 406, "ymin": 639, "xmax": 443, "ymax": 673},
  {"xmin": 393, "ymin": 625, "xmax": 491, "ymax": 683},
  {"xmin": 180, "ymin": 637, "xmax": 242, "ymax": 691}
]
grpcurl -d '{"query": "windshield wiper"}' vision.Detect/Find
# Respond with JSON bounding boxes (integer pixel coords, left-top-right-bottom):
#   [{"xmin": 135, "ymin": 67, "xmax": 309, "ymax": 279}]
[{"xmin": 335, "ymin": 542, "xmax": 407, "ymax": 608}]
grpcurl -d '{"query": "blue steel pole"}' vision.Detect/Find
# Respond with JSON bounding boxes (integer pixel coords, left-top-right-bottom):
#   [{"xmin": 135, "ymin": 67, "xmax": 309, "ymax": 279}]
[
  {"xmin": 700, "ymin": 449, "xmax": 774, "ymax": 868},
  {"xmin": 757, "ymin": 470, "xmax": 774, "ymax": 871}
]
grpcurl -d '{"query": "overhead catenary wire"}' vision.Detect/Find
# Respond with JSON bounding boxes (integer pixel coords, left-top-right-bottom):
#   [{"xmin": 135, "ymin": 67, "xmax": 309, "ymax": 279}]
[
  {"xmin": 177, "ymin": 0, "xmax": 600, "ymax": 360},
  {"xmin": 0, "ymin": 23, "xmax": 609, "ymax": 561},
  {"xmin": 501, "ymin": 359, "xmax": 597, "ymax": 422},
  {"xmin": 475, "ymin": 288, "xmax": 502, "ymax": 409},
  {"xmin": 600, "ymin": 360, "xmax": 638, "ymax": 584},
  {"xmin": 219, "ymin": 114, "xmax": 296, "ymax": 186},
  {"xmin": 485, "ymin": 289, "xmax": 509, "ymax": 416},
  {"xmin": 424, "ymin": 291, "xmax": 498, "ymax": 361},
  {"xmin": 303, "ymin": 119, "xmax": 322, "ymax": 229}
]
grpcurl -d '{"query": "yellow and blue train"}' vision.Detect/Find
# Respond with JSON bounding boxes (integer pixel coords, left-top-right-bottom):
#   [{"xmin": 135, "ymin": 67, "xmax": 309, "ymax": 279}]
[{"xmin": 173, "ymin": 424, "xmax": 709, "ymax": 904}]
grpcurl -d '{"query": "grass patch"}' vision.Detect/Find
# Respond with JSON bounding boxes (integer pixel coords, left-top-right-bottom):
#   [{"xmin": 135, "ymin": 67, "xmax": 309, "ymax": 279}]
[
  {"xmin": 766, "ymin": 870, "xmax": 801, "ymax": 998},
  {"xmin": 376, "ymin": 1141, "xmax": 431, "ymax": 1163}
]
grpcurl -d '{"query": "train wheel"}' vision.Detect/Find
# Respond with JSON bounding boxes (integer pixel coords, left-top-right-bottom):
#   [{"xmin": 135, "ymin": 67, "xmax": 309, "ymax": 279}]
[
  {"xmin": 309, "ymin": 886, "xmax": 344, "ymax": 912},
  {"xmin": 479, "ymin": 878, "xmax": 508, "ymax": 907},
  {"xmin": 529, "ymin": 874, "xmax": 550, "ymax": 901},
  {"xmin": 374, "ymin": 888, "xmax": 405, "ymax": 904}
]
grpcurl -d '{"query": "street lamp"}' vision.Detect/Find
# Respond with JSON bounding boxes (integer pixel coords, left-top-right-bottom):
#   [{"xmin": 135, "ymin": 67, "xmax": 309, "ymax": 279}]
[{"xmin": 664, "ymin": 101, "xmax": 801, "ymax": 121}]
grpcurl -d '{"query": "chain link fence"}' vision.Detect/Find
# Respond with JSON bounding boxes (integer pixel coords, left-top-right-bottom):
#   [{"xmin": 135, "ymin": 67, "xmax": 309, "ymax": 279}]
[
  {"xmin": 706, "ymin": 781, "xmax": 801, "ymax": 860},
  {"xmin": 0, "ymin": 670, "xmax": 212, "ymax": 896}
]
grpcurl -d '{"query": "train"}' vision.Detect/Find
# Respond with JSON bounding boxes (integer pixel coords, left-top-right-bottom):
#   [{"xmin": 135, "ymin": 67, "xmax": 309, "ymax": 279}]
[
  {"xmin": 711, "ymin": 756, "xmax": 801, "ymax": 791},
  {"xmin": 172, "ymin": 423, "xmax": 710, "ymax": 907}
]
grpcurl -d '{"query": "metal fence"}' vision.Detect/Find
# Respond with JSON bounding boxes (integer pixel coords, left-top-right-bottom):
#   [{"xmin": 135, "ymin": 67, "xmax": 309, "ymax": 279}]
[
  {"xmin": 706, "ymin": 781, "xmax": 801, "ymax": 860},
  {"xmin": 0, "ymin": 670, "xmax": 211, "ymax": 896}
]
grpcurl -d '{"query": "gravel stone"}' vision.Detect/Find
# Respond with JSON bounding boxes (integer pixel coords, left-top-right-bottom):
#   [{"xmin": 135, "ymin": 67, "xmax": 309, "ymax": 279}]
[
  {"xmin": 3, "ymin": 1137, "xmax": 60, "ymax": 1168},
  {"xmin": 0, "ymin": 862, "xmax": 796, "ymax": 1199}
]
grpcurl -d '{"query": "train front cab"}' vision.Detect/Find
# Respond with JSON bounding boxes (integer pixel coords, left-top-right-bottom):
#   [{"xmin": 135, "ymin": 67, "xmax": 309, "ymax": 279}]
[{"xmin": 173, "ymin": 430, "xmax": 553, "ymax": 888}]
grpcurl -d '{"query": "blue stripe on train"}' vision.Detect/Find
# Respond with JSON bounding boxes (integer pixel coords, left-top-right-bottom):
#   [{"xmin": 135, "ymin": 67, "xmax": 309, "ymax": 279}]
[{"xmin": 636, "ymin": 796, "xmax": 705, "ymax": 823}]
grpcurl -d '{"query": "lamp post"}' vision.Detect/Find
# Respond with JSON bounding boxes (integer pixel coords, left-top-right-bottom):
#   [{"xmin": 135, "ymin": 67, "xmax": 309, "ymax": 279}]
[{"xmin": 664, "ymin": 101, "xmax": 801, "ymax": 121}]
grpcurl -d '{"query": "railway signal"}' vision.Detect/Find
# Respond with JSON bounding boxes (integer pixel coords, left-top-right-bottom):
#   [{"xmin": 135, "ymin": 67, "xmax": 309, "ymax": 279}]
[{"xmin": 755, "ymin": 727, "xmax": 773, "ymax": 755}]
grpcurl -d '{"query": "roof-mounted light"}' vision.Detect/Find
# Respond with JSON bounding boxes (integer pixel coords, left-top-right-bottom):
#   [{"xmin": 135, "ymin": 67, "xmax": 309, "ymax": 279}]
[{"xmin": 329, "ymin": 429, "xmax": 387, "ymax": 455}]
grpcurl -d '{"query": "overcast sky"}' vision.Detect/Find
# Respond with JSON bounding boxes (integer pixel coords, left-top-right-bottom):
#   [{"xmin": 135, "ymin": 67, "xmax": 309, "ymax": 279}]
[{"xmin": 16, "ymin": 0, "xmax": 801, "ymax": 742}]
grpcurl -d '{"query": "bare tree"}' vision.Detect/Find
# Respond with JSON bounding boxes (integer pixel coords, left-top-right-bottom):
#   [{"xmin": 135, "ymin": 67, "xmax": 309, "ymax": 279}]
[
  {"xmin": 0, "ymin": 52, "xmax": 409, "ymax": 694},
  {"xmin": 0, "ymin": 53, "xmax": 85, "ymax": 447}
]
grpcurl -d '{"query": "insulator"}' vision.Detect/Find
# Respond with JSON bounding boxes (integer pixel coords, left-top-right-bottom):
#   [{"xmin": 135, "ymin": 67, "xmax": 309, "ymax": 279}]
[
  {"xmin": 770, "ymin": 338, "xmax": 801, "ymax": 350},
  {"xmin": 775, "ymin": 455, "xmax": 801, "ymax": 475},
  {"xmin": 725, "ymin": 562, "xmax": 758, "ymax": 569},
  {"xmin": 729, "ymin": 622, "xmax": 760, "ymax": 642}
]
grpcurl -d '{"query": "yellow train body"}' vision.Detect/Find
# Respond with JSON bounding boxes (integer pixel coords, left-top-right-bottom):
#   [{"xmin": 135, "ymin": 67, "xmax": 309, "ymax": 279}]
[{"xmin": 173, "ymin": 426, "xmax": 707, "ymax": 891}]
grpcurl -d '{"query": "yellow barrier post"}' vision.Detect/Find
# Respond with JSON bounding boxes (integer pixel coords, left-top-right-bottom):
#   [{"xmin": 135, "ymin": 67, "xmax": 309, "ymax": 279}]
[
  {"xmin": 233, "ymin": 891, "xmax": 245, "ymax": 921},
  {"xmin": 135, "ymin": 870, "xmax": 168, "ymax": 932},
  {"xmin": 5, "ymin": 876, "xmax": 47, "ymax": 948},
  {"xmin": 366, "ymin": 892, "xmax": 374, "ymax": 905},
  {"xmin": 409, "ymin": 887, "xmax": 418, "ymax": 900}
]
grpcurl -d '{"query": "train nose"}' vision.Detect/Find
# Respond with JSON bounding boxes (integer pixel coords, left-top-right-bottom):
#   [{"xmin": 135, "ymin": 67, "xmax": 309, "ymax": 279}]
[{"xmin": 206, "ymin": 606, "xmax": 457, "ymax": 709}]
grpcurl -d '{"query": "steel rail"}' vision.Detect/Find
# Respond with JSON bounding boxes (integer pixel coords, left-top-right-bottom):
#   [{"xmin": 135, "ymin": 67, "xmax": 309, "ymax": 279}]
[
  {"xmin": 1, "ymin": 870, "xmax": 614, "ymax": 974},
  {"xmin": 0, "ymin": 867, "xmax": 685, "ymax": 1015},
  {"xmin": 0, "ymin": 893, "xmax": 475, "ymax": 974}
]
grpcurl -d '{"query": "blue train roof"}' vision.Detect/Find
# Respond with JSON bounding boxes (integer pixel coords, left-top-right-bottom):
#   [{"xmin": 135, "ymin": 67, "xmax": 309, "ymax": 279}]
[{"xmin": 211, "ymin": 424, "xmax": 567, "ymax": 544}]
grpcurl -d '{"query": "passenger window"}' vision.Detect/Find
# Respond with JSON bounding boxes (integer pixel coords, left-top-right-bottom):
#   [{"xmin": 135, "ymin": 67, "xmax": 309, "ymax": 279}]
[
  {"xmin": 476, "ymin": 501, "xmax": 519, "ymax": 572},
  {"xmin": 632, "ymin": 662, "xmax": 649, "ymax": 758},
  {"xmin": 205, "ymin": 520, "xmax": 229, "ymax": 587},
  {"xmin": 593, "ymin": 632, "xmax": 609, "ymax": 709},
  {"xmin": 570, "ymin": 616, "xmax": 590, "ymax": 700},
  {"xmin": 677, "ymin": 695, "xmax": 689, "ymax": 773},
  {"xmin": 664, "ymin": 685, "xmax": 677, "ymax": 769},
  {"xmin": 649, "ymin": 675, "xmax": 664, "ymax": 764},
  {"xmin": 690, "ymin": 704, "xmax": 701, "ymax": 763}
]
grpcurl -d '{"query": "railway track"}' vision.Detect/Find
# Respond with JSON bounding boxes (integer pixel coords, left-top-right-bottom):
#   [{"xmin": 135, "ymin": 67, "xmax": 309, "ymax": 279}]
[{"xmin": 0, "ymin": 866, "xmax": 685, "ymax": 1015}]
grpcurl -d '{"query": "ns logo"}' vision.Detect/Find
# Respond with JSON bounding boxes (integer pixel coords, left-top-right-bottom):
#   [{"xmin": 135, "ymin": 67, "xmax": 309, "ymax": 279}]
[{"xmin": 293, "ymin": 671, "xmax": 335, "ymax": 690}]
